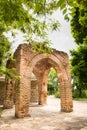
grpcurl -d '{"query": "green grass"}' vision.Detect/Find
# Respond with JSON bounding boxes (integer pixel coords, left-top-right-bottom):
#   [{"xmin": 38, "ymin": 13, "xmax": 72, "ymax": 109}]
[{"xmin": 73, "ymin": 98, "xmax": 87, "ymax": 101}]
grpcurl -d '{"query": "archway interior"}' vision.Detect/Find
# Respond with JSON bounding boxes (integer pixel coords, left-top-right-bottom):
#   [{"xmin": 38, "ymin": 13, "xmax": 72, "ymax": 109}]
[
  {"xmin": 30, "ymin": 58, "xmax": 61, "ymax": 106},
  {"xmin": 47, "ymin": 67, "xmax": 60, "ymax": 98},
  {"xmin": 4, "ymin": 44, "xmax": 73, "ymax": 118}
]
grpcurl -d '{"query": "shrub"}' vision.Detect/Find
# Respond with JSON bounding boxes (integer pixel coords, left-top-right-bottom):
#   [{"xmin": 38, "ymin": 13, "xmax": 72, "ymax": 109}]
[
  {"xmin": 55, "ymin": 91, "xmax": 60, "ymax": 98},
  {"xmin": 73, "ymin": 89, "xmax": 87, "ymax": 98}
]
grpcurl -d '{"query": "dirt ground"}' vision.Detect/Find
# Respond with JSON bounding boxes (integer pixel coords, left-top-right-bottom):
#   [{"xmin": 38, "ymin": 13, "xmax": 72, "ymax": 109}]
[{"xmin": 0, "ymin": 96, "xmax": 87, "ymax": 130}]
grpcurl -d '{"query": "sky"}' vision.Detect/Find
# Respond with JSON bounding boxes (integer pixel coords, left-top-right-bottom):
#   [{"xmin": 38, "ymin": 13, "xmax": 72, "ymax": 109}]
[
  {"xmin": 8, "ymin": 10, "xmax": 77, "ymax": 56},
  {"xmin": 48, "ymin": 10, "xmax": 77, "ymax": 55}
]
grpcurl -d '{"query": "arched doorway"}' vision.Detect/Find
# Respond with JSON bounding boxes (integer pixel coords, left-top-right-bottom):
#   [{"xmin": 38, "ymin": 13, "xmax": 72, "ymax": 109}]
[
  {"xmin": 4, "ymin": 44, "xmax": 73, "ymax": 118},
  {"xmin": 47, "ymin": 68, "xmax": 59, "ymax": 97}
]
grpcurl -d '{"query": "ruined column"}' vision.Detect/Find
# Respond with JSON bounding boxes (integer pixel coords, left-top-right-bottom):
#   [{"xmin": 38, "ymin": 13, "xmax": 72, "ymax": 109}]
[
  {"xmin": 4, "ymin": 77, "xmax": 14, "ymax": 108},
  {"xmin": 12, "ymin": 44, "xmax": 32, "ymax": 118},
  {"xmin": 30, "ymin": 79, "xmax": 38, "ymax": 103},
  {"xmin": 15, "ymin": 76, "xmax": 31, "ymax": 118},
  {"xmin": 38, "ymin": 81, "xmax": 43, "ymax": 105},
  {"xmin": 60, "ymin": 79, "xmax": 73, "ymax": 112},
  {"xmin": 15, "ymin": 55, "xmax": 31, "ymax": 118},
  {"xmin": 38, "ymin": 71, "xmax": 48, "ymax": 105},
  {"xmin": 38, "ymin": 85, "xmax": 47, "ymax": 105}
]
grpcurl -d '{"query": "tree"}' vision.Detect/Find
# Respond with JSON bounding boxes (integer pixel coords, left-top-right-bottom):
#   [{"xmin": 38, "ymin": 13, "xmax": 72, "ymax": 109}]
[
  {"xmin": 70, "ymin": 45, "xmax": 87, "ymax": 97},
  {"xmin": 0, "ymin": 0, "xmax": 86, "ymax": 79},
  {"xmin": 0, "ymin": 0, "xmax": 61, "ymax": 76},
  {"xmin": 70, "ymin": 7, "xmax": 87, "ymax": 45},
  {"xmin": 0, "ymin": 34, "xmax": 11, "ymax": 75},
  {"xmin": 48, "ymin": 68, "xmax": 59, "ymax": 95},
  {"xmin": 52, "ymin": 0, "xmax": 87, "ymax": 97},
  {"xmin": 70, "ymin": 1, "xmax": 87, "ymax": 97}
]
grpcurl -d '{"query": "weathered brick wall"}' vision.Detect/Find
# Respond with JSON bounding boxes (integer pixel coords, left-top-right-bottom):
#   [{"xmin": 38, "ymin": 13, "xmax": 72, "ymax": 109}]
[
  {"xmin": 0, "ymin": 77, "xmax": 5, "ymax": 105},
  {"xmin": 4, "ymin": 44, "xmax": 73, "ymax": 118},
  {"xmin": 0, "ymin": 77, "xmax": 39, "ymax": 105},
  {"xmin": 30, "ymin": 80, "xmax": 38, "ymax": 103},
  {"xmin": 0, "ymin": 77, "xmax": 45, "ymax": 107}
]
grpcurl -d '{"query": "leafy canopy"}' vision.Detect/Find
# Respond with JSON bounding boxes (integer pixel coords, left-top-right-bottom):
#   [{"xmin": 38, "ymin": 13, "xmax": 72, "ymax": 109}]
[
  {"xmin": 0, "ymin": 0, "xmax": 61, "ymax": 76},
  {"xmin": 70, "ymin": 45, "xmax": 87, "ymax": 86},
  {"xmin": 70, "ymin": 0, "xmax": 87, "ymax": 91},
  {"xmin": 0, "ymin": 0, "xmax": 87, "ymax": 77}
]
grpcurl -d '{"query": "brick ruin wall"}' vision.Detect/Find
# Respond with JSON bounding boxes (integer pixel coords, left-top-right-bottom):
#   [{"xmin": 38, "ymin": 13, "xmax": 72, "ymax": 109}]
[
  {"xmin": 0, "ymin": 77, "xmax": 38, "ymax": 105},
  {"xmin": 0, "ymin": 77, "xmax": 5, "ymax": 105},
  {"xmin": 3, "ymin": 44, "xmax": 73, "ymax": 117},
  {"xmin": 30, "ymin": 80, "xmax": 38, "ymax": 103}
]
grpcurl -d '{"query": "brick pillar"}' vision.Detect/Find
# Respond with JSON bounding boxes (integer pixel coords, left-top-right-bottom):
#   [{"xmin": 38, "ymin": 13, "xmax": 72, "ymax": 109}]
[
  {"xmin": 15, "ymin": 76, "xmax": 31, "ymax": 118},
  {"xmin": 38, "ymin": 82, "xmax": 47, "ymax": 105},
  {"xmin": 4, "ymin": 78, "xmax": 14, "ymax": 108},
  {"xmin": 30, "ymin": 80, "xmax": 38, "ymax": 103},
  {"xmin": 39, "ymin": 89, "xmax": 47, "ymax": 105},
  {"xmin": 40, "ymin": 82, "xmax": 47, "ymax": 105},
  {"xmin": 60, "ymin": 79, "xmax": 73, "ymax": 112},
  {"xmin": 38, "ymin": 73, "xmax": 48, "ymax": 105}
]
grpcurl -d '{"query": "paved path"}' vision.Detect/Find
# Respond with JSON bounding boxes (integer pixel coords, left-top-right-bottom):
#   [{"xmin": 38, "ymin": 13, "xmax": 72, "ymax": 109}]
[{"xmin": 0, "ymin": 96, "xmax": 87, "ymax": 130}]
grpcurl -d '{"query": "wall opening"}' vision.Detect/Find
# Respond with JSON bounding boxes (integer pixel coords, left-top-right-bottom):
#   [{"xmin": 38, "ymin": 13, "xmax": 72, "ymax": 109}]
[{"xmin": 47, "ymin": 68, "xmax": 60, "ymax": 98}]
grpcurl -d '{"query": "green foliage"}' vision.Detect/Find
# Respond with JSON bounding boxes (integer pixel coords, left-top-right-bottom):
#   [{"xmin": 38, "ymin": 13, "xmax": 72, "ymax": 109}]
[
  {"xmin": 70, "ymin": 0, "xmax": 87, "ymax": 98},
  {"xmin": 0, "ymin": 0, "xmax": 61, "ymax": 43},
  {"xmin": 0, "ymin": 34, "xmax": 11, "ymax": 76},
  {"xmin": 56, "ymin": 0, "xmax": 87, "ymax": 23},
  {"xmin": 54, "ymin": 90, "xmax": 60, "ymax": 98},
  {"xmin": 57, "ymin": 0, "xmax": 69, "ymax": 21},
  {"xmin": 0, "ymin": 35, "xmax": 11, "ymax": 58},
  {"xmin": 70, "ymin": 45, "xmax": 87, "ymax": 92},
  {"xmin": 0, "ymin": 0, "xmax": 86, "ymax": 79},
  {"xmin": 0, "ymin": 0, "xmax": 62, "ymax": 76},
  {"xmin": 73, "ymin": 98, "xmax": 87, "ymax": 101},
  {"xmin": 73, "ymin": 89, "xmax": 87, "ymax": 98},
  {"xmin": 30, "ymin": 41, "xmax": 52, "ymax": 53},
  {"xmin": 70, "ymin": 8, "xmax": 87, "ymax": 45},
  {"xmin": 48, "ymin": 68, "xmax": 59, "ymax": 95}
]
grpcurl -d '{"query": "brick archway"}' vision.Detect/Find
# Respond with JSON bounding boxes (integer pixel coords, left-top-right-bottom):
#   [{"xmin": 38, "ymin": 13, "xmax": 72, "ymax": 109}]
[{"xmin": 4, "ymin": 44, "xmax": 73, "ymax": 118}]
